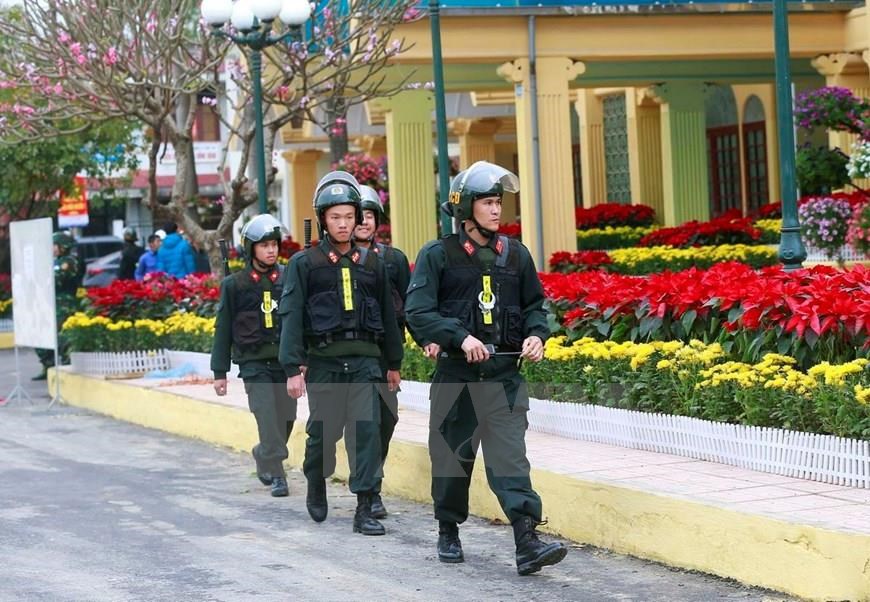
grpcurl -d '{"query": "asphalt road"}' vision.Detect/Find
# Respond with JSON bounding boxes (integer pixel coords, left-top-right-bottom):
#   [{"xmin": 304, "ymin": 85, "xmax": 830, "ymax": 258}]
[{"xmin": 0, "ymin": 348, "xmax": 793, "ymax": 601}]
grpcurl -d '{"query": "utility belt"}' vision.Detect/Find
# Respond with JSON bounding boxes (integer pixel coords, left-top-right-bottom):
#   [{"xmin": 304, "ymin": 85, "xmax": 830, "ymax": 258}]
[{"xmin": 307, "ymin": 330, "xmax": 381, "ymax": 348}]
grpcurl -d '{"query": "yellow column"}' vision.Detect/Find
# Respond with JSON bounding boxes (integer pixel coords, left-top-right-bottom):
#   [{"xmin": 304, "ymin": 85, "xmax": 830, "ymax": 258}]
[
  {"xmin": 575, "ymin": 89, "xmax": 607, "ymax": 208},
  {"xmin": 452, "ymin": 118, "xmax": 500, "ymax": 169},
  {"xmin": 498, "ymin": 57, "xmax": 585, "ymax": 269},
  {"xmin": 811, "ymin": 53, "xmax": 870, "ymax": 190},
  {"xmin": 626, "ymin": 88, "xmax": 664, "ymax": 222},
  {"xmin": 382, "ymin": 90, "xmax": 437, "ymax": 258},
  {"xmin": 353, "ymin": 135, "xmax": 387, "ymax": 160},
  {"xmin": 650, "ymin": 82, "xmax": 710, "ymax": 226},
  {"xmin": 282, "ymin": 150, "xmax": 323, "ymax": 241}
]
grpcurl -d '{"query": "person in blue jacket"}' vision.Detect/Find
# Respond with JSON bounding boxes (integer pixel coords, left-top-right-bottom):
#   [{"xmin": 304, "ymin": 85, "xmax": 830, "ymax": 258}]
[
  {"xmin": 134, "ymin": 234, "xmax": 162, "ymax": 281},
  {"xmin": 156, "ymin": 222, "xmax": 195, "ymax": 278}
]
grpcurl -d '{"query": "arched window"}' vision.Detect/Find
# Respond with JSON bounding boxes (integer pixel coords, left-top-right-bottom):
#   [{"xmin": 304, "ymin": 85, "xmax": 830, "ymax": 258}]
[
  {"xmin": 706, "ymin": 84, "xmax": 741, "ymax": 216},
  {"xmin": 742, "ymin": 95, "xmax": 768, "ymax": 211}
]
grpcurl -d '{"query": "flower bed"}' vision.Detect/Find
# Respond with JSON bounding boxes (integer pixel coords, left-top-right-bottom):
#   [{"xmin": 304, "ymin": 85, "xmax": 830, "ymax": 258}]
[
  {"xmin": 575, "ymin": 203, "xmax": 655, "ymax": 229},
  {"xmin": 576, "ymin": 225, "xmax": 655, "ymax": 250},
  {"xmin": 62, "ymin": 311, "xmax": 215, "ymax": 353},
  {"xmin": 541, "ymin": 262, "xmax": 870, "ymax": 367},
  {"xmin": 83, "ymin": 273, "xmax": 220, "ymax": 320},
  {"xmin": 638, "ymin": 211, "xmax": 761, "ymax": 248},
  {"xmin": 549, "ymin": 244, "xmax": 777, "ymax": 274},
  {"xmin": 401, "ymin": 335, "xmax": 870, "ymax": 440}
]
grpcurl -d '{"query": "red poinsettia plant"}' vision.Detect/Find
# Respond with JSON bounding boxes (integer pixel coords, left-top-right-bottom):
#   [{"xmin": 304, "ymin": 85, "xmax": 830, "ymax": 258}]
[
  {"xmin": 84, "ymin": 273, "xmax": 221, "ymax": 320},
  {"xmin": 639, "ymin": 210, "xmax": 761, "ymax": 248},
  {"xmin": 498, "ymin": 222, "xmax": 522, "ymax": 238},
  {"xmin": 540, "ymin": 262, "xmax": 870, "ymax": 367},
  {"xmin": 575, "ymin": 203, "xmax": 655, "ymax": 230},
  {"xmin": 549, "ymin": 250, "xmax": 613, "ymax": 273}
]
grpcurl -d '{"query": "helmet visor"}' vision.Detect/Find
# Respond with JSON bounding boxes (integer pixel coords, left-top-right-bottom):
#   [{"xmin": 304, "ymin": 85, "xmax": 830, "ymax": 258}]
[
  {"xmin": 242, "ymin": 215, "xmax": 287, "ymax": 242},
  {"xmin": 460, "ymin": 162, "xmax": 520, "ymax": 197}
]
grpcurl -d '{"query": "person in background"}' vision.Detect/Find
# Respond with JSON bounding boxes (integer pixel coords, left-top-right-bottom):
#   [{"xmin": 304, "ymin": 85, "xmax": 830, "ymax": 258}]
[
  {"xmin": 352, "ymin": 185, "xmax": 411, "ymax": 520},
  {"xmin": 211, "ymin": 214, "xmax": 296, "ymax": 498},
  {"xmin": 34, "ymin": 232, "xmax": 81, "ymax": 380},
  {"xmin": 118, "ymin": 227, "xmax": 144, "ymax": 280},
  {"xmin": 135, "ymin": 234, "xmax": 162, "ymax": 281},
  {"xmin": 156, "ymin": 222, "xmax": 195, "ymax": 278}
]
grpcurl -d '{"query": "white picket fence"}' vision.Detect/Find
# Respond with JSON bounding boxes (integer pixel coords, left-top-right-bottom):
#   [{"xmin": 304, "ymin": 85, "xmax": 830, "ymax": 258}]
[
  {"xmin": 70, "ymin": 349, "xmax": 170, "ymax": 377},
  {"xmin": 803, "ymin": 243, "xmax": 866, "ymax": 264},
  {"xmin": 0, "ymin": 319, "xmax": 12, "ymax": 332},
  {"xmin": 397, "ymin": 381, "xmax": 870, "ymax": 489}
]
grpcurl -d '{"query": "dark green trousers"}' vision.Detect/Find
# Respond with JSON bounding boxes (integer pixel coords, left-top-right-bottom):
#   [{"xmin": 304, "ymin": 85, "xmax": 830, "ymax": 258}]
[
  {"xmin": 240, "ymin": 360, "xmax": 297, "ymax": 478},
  {"xmin": 429, "ymin": 371, "xmax": 542, "ymax": 525},
  {"xmin": 302, "ymin": 357, "xmax": 382, "ymax": 494},
  {"xmin": 373, "ymin": 381, "xmax": 399, "ymax": 495}
]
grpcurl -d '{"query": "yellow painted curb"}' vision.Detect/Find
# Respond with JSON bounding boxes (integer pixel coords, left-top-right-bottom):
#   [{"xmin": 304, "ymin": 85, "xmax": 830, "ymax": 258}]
[
  {"xmin": 0, "ymin": 331, "xmax": 14, "ymax": 349},
  {"xmin": 53, "ymin": 369, "xmax": 870, "ymax": 602}
]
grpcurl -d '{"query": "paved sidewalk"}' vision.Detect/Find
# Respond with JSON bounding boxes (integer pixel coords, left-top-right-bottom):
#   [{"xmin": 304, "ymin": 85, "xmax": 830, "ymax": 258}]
[{"xmin": 132, "ymin": 375, "xmax": 870, "ymax": 537}]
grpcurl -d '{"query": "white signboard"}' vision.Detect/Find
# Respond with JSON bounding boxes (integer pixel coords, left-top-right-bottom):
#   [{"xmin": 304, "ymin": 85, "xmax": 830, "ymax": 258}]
[{"xmin": 10, "ymin": 218, "xmax": 57, "ymax": 348}]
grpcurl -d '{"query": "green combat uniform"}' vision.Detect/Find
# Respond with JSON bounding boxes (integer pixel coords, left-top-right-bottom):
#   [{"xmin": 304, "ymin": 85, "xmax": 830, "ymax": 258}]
[
  {"xmin": 278, "ymin": 171, "xmax": 403, "ymax": 536},
  {"xmin": 35, "ymin": 232, "xmax": 81, "ymax": 379},
  {"xmin": 405, "ymin": 161, "xmax": 567, "ymax": 574},
  {"xmin": 210, "ymin": 214, "xmax": 296, "ymax": 497},
  {"xmin": 357, "ymin": 184, "xmax": 411, "ymax": 519}
]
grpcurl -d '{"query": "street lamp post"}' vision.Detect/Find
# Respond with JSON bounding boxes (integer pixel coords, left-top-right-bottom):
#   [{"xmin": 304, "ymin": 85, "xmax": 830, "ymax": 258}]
[
  {"xmin": 201, "ymin": 0, "xmax": 311, "ymax": 214},
  {"xmin": 772, "ymin": 0, "xmax": 807, "ymax": 270}
]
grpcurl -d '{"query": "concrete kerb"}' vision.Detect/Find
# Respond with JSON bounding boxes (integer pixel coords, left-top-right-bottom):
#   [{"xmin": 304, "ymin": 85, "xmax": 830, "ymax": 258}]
[
  {"xmin": 0, "ymin": 332, "xmax": 14, "ymax": 349},
  {"xmin": 50, "ymin": 368, "xmax": 870, "ymax": 602}
]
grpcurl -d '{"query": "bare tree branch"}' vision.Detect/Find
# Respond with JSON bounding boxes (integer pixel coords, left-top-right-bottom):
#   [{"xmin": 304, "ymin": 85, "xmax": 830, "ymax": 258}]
[{"xmin": 0, "ymin": 0, "xmax": 419, "ymax": 274}]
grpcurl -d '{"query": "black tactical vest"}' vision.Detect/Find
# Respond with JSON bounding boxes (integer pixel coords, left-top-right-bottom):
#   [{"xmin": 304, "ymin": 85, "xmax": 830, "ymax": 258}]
[
  {"xmin": 230, "ymin": 266, "xmax": 283, "ymax": 353},
  {"xmin": 438, "ymin": 234, "xmax": 524, "ymax": 350},
  {"xmin": 304, "ymin": 244, "xmax": 385, "ymax": 346},
  {"xmin": 375, "ymin": 242, "xmax": 405, "ymax": 327}
]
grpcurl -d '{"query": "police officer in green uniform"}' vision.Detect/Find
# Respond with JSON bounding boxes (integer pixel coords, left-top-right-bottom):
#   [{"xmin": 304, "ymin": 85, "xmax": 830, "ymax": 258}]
[
  {"xmin": 34, "ymin": 231, "xmax": 81, "ymax": 380},
  {"xmin": 352, "ymin": 185, "xmax": 411, "ymax": 519},
  {"xmin": 211, "ymin": 214, "xmax": 296, "ymax": 497},
  {"xmin": 405, "ymin": 161, "xmax": 567, "ymax": 575},
  {"xmin": 279, "ymin": 171, "xmax": 403, "ymax": 536}
]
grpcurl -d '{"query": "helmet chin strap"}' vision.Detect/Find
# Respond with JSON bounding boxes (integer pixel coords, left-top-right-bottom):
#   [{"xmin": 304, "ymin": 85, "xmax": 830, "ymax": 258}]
[
  {"xmin": 251, "ymin": 256, "xmax": 276, "ymax": 271},
  {"xmin": 467, "ymin": 216, "xmax": 497, "ymax": 239},
  {"xmin": 353, "ymin": 223, "xmax": 377, "ymax": 244}
]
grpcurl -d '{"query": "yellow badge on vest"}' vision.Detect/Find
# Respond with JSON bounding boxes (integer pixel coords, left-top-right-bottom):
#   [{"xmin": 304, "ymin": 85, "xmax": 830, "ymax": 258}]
[
  {"xmin": 479, "ymin": 275, "xmax": 495, "ymax": 325},
  {"xmin": 341, "ymin": 267, "xmax": 354, "ymax": 311},
  {"xmin": 261, "ymin": 290, "xmax": 277, "ymax": 328}
]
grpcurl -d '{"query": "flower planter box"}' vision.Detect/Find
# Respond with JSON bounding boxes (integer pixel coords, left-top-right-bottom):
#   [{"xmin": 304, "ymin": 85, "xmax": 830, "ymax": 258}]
[
  {"xmin": 70, "ymin": 349, "xmax": 235, "ymax": 379},
  {"xmin": 70, "ymin": 349, "xmax": 170, "ymax": 377},
  {"xmin": 399, "ymin": 380, "xmax": 870, "ymax": 489}
]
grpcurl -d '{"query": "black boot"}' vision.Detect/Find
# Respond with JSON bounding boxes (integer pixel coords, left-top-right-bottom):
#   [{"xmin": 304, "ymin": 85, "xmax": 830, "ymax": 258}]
[
  {"xmin": 513, "ymin": 516, "xmax": 567, "ymax": 576},
  {"xmin": 270, "ymin": 476, "xmax": 288, "ymax": 497},
  {"xmin": 353, "ymin": 493, "xmax": 385, "ymax": 536},
  {"xmin": 306, "ymin": 477, "xmax": 328, "ymax": 522},
  {"xmin": 370, "ymin": 493, "xmax": 387, "ymax": 519},
  {"xmin": 437, "ymin": 521, "xmax": 464, "ymax": 563},
  {"xmin": 253, "ymin": 447, "xmax": 271, "ymax": 486}
]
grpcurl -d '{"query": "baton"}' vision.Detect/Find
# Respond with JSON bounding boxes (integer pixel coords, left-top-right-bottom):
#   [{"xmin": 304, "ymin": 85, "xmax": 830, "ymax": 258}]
[
  {"xmin": 439, "ymin": 344, "xmax": 523, "ymax": 360},
  {"xmin": 218, "ymin": 238, "xmax": 230, "ymax": 277},
  {"xmin": 303, "ymin": 218, "xmax": 312, "ymax": 249}
]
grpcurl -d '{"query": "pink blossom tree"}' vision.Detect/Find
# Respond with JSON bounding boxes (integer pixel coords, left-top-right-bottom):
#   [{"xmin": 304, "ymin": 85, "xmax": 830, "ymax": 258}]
[{"xmin": 0, "ymin": 0, "xmax": 416, "ymax": 272}]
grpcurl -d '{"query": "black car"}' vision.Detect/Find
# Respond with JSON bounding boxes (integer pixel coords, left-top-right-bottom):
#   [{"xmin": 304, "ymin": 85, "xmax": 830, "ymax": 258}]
[
  {"xmin": 82, "ymin": 250, "xmax": 122, "ymax": 288},
  {"xmin": 74, "ymin": 235, "xmax": 123, "ymax": 265}
]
